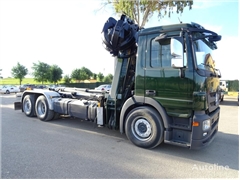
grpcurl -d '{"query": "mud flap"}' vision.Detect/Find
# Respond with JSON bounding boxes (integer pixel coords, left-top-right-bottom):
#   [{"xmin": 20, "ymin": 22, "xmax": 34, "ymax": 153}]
[{"xmin": 14, "ymin": 102, "xmax": 22, "ymax": 110}]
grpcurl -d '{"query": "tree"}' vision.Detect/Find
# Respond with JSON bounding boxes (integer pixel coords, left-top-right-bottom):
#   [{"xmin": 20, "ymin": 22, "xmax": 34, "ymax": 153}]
[
  {"xmin": 80, "ymin": 67, "xmax": 93, "ymax": 79},
  {"xmin": 71, "ymin": 68, "xmax": 81, "ymax": 82},
  {"xmin": 103, "ymin": 76, "xmax": 111, "ymax": 83},
  {"xmin": 32, "ymin": 61, "xmax": 50, "ymax": 84},
  {"xmin": 107, "ymin": 0, "xmax": 193, "ymax": 27},
  {"xmin": 63, "ymin": 74, "xmax": 71, "ymax": 84},
  {"xmin": 11, "ymin": 62, "xmax": 28, "ymax": 85},
  {"xmin": 49, "ymin": 65, "xmax": 63, "ymax": 84},
  {"xmin": 71, "ymin": 67, "xmax": 93, "ymax": 82},
  {"xmin": 79, "ymin": 70, "xmax": 88, "ymax": 81},
  {"xmin": 93, "ymin": 73, "xmax": 97, "ymax": 80},
  {"xmin": 103, "ymin": 73, "xmax": 113, "ymax": 83},
  {"xmin": 107, "ymin": 73, "xmax": 113, "ymax": 81},
  {"xmin": 97, "ymin": 72, "xmax": 104, "ymax": 82}
]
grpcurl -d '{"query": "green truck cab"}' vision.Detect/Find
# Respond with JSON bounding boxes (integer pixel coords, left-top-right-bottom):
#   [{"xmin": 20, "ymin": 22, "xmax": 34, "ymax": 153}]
[{"xmin": 105, "ymin": 18, "xmax": 221, "ymax": 149}]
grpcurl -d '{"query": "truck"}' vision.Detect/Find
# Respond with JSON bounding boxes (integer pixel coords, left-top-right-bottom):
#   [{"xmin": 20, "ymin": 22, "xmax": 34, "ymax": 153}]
[
  {"xmin": 14, "ymin": 15, "xmax": 222, "ymax": 149},
  {"xmin": 220, "ymin": 80, "xmax": 227, "ymax": 91}
]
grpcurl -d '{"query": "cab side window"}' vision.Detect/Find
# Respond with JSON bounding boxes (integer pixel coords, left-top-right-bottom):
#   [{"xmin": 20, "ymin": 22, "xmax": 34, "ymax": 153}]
[{"xmin": 150, "ymin": 39, "xmax": 171, "ymax": 68}]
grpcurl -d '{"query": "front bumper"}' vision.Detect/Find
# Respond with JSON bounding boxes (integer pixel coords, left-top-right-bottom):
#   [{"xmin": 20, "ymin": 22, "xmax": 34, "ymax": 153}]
[{"xmin": 190, "ymin": 107, "xmax": 220, "ymax": 149}]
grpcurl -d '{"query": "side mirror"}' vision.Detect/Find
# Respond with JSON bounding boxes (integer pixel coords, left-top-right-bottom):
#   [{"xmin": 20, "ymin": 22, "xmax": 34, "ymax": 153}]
[
  {"xmin": 171, "ymin": 38, "xmax": 184, "ymax": 68},
  {"xmin": 171, "ymin": 58, "xmax": 184, "ymax": 68},
  {"xmin": 171, "ymin": 38, "xmax": 183, "ymax": 58}
]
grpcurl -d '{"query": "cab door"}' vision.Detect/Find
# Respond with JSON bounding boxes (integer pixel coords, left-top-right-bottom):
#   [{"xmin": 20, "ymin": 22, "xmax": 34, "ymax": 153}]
[{"xmin": 144, "ymin": 33, "xmax": 193, "ymax": 118}]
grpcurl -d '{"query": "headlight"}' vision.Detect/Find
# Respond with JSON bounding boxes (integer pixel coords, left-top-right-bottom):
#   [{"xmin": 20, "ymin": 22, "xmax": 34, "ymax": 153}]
[{"xmin": 203, "ymin": 119, "xmax": 211, "ymax": 131}]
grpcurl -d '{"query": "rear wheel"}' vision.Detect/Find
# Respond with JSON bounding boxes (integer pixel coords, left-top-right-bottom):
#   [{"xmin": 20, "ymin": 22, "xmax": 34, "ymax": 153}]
[
  {"xmin": 23, "ymin": 94, "xmax": 35, "ymax": 117},
  {"xmin": 52, "ymin": 112, "xmax": 60, "ymax": 120},
  {"xmin": 125, "ymin": 106, "xmax": 164, "ymax": 149},
  {"xmin": 35, "ymin": 95, "xmax": 54, "ymax": 121},
  {"xmin": 6, "ymin": 90, "xmax": 10, "ymax": 94}
]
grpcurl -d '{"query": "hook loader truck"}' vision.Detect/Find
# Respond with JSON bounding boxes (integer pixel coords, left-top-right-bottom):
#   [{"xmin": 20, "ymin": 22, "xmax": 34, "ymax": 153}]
[{"xmin": 14, "ymin": 15, "xmax": 222, "ymax": 149}]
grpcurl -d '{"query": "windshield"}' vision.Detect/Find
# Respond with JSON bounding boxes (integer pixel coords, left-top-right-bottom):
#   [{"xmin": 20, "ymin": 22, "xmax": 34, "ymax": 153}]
[
  {"xmin": 193, "ymin": 37, "xmax": 220, "ymax": 77},
  {"xmin": 193, "ymin": 39, "xmax": 215, "ymax": 69}
]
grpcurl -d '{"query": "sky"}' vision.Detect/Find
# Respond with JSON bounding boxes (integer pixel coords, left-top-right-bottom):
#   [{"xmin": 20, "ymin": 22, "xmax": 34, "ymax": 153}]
[{"xmin": 0, "ymin": 0, "xmax": 239, "ymax": 80}]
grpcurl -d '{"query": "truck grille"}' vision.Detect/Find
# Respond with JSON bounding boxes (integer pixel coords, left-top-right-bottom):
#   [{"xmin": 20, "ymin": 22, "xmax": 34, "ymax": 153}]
[{"xmin": 208, "ymin": 92, "xmax": 219, "ymax": 113}]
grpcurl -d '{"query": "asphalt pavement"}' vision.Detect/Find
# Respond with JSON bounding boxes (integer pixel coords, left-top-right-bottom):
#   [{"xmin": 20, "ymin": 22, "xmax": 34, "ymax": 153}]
[{"xmin": 0, "ymin": 94, "xmax": 239, "ymax": 178}]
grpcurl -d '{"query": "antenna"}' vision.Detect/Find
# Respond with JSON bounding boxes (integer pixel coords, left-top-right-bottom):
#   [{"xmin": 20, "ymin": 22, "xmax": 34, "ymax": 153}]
[{"xmin": 178, "ymin": 17, "xmax": 182, "ymax": 24}]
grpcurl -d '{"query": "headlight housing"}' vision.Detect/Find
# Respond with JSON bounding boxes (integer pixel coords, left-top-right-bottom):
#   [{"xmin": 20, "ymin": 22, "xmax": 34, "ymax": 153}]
[{"xmin": 202, "ymin": 119, "xmax": 211, "ymax": 131}]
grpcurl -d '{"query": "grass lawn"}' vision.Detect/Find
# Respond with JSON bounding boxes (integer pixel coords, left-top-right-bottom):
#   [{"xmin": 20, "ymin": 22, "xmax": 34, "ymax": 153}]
[{"xmin": 0, "ymin": 78, "xmax": 64, "ymax": 85}]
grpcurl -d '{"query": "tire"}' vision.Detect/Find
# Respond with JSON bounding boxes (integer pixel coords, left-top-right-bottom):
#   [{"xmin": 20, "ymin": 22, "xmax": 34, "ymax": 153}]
[
  {"xmin": 52, "ymin": 112, "xmax": 60, "ymax": 120},
  {"xmin": 35, "ymin": 95, "xmax": 54, "ymax": 121},
  {"xmin": 6, "ymin": 90, "xmax": 10, "ymax": 94},
  {"xmin": 23, "ymin": 94, "xmax": 35, "ymax": 117},
  {"xmin": 125, "ymin": 106, "xmax": 164, "ymax": 149}
]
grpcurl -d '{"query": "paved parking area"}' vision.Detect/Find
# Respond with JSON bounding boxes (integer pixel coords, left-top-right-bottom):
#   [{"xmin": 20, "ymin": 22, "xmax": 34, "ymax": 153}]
[{"xmin": 1, "ymin": 94, "xmax": 239, "ymax": 178}]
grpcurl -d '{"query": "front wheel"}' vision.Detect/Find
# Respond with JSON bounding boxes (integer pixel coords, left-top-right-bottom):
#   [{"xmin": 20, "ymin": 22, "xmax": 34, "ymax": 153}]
[
  {"xmin": 35, "ymin": 95, "xmax": 54, "ymax": 121},
  {"xmin": 125, "ymin": 106, "xmax": 164, "ymax": 149}
]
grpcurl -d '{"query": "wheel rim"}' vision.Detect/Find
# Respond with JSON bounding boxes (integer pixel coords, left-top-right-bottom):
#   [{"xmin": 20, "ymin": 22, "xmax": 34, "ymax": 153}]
[
  {"xmin": 132, "ymin": 118, "xmax": 152, "ymax": 141},
  {"xmin": 23, "ymin": 99, "xmax": 32, "ymax": 114},
  {"xmin": 36, "ymin": 101, "xmax": 46, "ymax": 118}
]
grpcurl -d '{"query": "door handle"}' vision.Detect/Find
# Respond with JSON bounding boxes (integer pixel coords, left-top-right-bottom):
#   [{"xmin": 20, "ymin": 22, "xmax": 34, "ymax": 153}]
[{"xmin": 146, "ymin": 90, "xmax": 156, "ymax": 96}]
